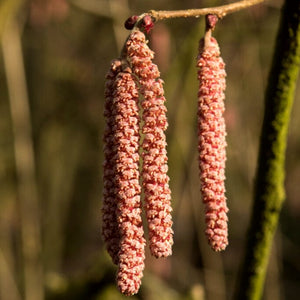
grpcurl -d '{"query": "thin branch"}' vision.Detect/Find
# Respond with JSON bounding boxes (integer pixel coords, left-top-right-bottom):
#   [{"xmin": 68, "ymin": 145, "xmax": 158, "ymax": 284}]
[{"xmin": 149, "ymin": 0, "xmax": 266, "ymax": 20}]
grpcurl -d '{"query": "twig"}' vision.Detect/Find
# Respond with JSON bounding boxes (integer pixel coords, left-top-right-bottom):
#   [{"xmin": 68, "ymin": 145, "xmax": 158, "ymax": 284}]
[
  {"xmin": 68, "ymin": 0, "xmax": 266, "ymax": 24},
  {"xmin": 149, "ymin": 0, "xmax": 266, "ymax": 20}
]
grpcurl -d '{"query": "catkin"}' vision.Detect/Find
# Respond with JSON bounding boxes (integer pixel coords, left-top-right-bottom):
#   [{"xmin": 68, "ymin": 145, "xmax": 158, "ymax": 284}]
[
  {"xmin": 196, "ymin": 37, "xmax": 229, "ymax": 251},
  {"xmin": 112, "ymin": 67, "xmax": 146, "ymax": 295},
  {"xmin": 102, "ymin": 59, "xmax": 122, "ymax": 264},
  {"xmin": 102, "ymin": 28, "xmax": 175, "ymax": 296},
  {"xmin": 126, "ymin": 30, "xmax": 174, "ymax": 258}
]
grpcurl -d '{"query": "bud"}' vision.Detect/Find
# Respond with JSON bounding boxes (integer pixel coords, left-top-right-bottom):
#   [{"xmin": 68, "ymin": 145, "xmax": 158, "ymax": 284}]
[
  {"xmin": 141, "ymin": 15, "xmax": 154, "ymax": 33},
  {"xmin": 196, "ymin": 37, "xmax": 228, "ymax": 251},
  {"xmin": 124, "ymin": 15, "xmax": 139, "ymax": 30},
  {"xmin": 206, "ymin": 14, "xmax": 219, "ymax": 31}
]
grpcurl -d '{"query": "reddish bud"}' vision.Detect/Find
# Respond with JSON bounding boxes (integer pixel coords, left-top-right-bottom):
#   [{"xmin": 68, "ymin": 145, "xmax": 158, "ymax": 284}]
[
  {"xmin": 141, "ymin": 15, "xmax": 154, "ymax": 33},
  {"xmin": 124, "ymin": 15, "xmax": 138, "ymax": 30},
  {"xmin": 206, "ymin": 14, "xmax": 219, "ymax": 31}
]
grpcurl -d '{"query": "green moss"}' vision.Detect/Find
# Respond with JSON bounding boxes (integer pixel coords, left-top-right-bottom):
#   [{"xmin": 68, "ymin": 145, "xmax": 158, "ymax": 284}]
[{"xmin": 234, "ymin": 0, "xmax": 300, "ymax": 299}]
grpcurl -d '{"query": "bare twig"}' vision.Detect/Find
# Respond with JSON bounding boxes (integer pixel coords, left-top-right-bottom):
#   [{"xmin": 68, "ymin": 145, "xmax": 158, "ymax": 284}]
[{"xmin": 149, "ymin": 0, "xmax": 266, "ymax": 20}]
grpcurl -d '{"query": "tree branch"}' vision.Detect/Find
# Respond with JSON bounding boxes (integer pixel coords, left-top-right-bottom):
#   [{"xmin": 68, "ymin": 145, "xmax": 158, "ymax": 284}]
[
  {"xmin": 234, "ymin": 0, "xmax": 300, "ymax": 299},
  {"xmin": 148, "ymin": 0, "xmax": 266, "ymax": 20}
]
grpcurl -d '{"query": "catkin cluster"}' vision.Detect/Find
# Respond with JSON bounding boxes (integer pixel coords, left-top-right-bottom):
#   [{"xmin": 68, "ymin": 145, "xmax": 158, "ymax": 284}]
[
  {"xmin": 102, "ymin": 14, "xmax": 230, "ymax": 295},
  {"xmin": 102, "ymin": 29, "xmax": 173, "ymax": 296}
]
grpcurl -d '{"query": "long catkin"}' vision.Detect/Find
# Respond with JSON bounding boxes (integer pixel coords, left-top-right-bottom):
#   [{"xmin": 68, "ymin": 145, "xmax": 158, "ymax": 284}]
[
  {"xmin": 112, "ymin": 67, "xmax": 146, "ymax": 296},
  {"xmin": 126, "ymin": 30, "xmax": 174, "ymax": 258},
  {"xmin": 102, "ymin": 59, "xmax": 122, "ymax": 264},
  {"xmin": 196, "ymin": 37, "xmax": 229, "ymax": 251}
]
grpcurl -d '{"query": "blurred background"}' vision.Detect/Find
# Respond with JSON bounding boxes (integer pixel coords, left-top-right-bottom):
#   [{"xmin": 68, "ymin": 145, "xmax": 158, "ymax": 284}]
[{"xmin": 0, "ymin": 0, "xmax": 299, "ymax": 299}]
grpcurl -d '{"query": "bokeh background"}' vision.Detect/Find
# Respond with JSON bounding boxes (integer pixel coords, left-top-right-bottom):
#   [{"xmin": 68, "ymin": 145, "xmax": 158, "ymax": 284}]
[{"xmin": 0, "ymin": 0, "xmax": 299, "ymax": 299}]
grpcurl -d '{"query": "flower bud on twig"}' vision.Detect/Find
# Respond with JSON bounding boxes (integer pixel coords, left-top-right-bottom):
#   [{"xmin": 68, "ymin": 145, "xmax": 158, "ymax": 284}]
[{"xmin": 124, "ymin": 15, "xmax": 139, "ymax": 30}]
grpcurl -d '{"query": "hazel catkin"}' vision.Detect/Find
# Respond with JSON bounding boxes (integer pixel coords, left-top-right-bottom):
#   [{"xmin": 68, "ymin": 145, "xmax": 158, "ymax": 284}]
[
  {"xmin": 112, "ymin": 66, "xmax": 146, "ymax": 295},
  {"xmin": 102, "ymin": 59, "xmax": 122, "ymax": 264},
  {"xmin": 196, "ymin": 36, "xmax": 229, "ymax": 252},
  {"xmin": 126, "ymin": 30, "xmax": 174, "ymax": 258}
]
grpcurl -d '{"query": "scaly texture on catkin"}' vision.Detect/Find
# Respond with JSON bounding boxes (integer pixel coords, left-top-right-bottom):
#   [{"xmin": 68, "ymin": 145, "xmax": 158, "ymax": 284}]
[
  {"xmin": 112, "ymin": 67, "xmax": 146, "ymax": 296},
  {"xmin": 126, "ymin": 30, "xmax": 174, "ymax": 258},
  {"xmin": 102, "ymin": 59, "xmax": 122, "ymax": 265},
  {"xmin": 196, "ymin": 37, "xmax": 229, "ymax": 251}
]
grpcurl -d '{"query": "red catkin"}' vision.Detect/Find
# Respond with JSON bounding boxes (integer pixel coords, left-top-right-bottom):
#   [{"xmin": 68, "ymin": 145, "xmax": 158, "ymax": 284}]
[
  {"xmin": 102, "ymin": 59, "xmax": 122, "ymax": 264},
  {"xmin": 196, "ymin": 36, "xmax": 229, "ymax": 251},
  {"xmin": 112, "ymin": 67, "xmax": 146, "ymax": 296},
  {"xmin": 126, "ymin": 30, "xmax": 174, "ymax": 258}
]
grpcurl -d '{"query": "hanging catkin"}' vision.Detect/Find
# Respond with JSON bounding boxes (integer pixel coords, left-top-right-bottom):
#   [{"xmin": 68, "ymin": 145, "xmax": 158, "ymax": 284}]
[
  {"xmin": 103, "ymin": 60, "xmax": 146, "ymax": 295},
  {"xmin": 126, "ymin": 30, "xmax": 174, "ymax": 258},
  {"xmin": 196, "ymin": 35, "xmax": 229, "ymax": 252},
  {"xmin": 102, "ymin": 59, "xmax": 122, "ymax": 264},
  {"xmin": 112, "ymin": 66, "xmax": 146, "ymax": 295}
]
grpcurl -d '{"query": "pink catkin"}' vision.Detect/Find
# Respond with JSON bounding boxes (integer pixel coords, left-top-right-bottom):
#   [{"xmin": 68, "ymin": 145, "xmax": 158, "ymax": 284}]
[
  {"xmin": 196, "ymin": 37, "xmax": 229, "ymax": 251},
  {"xmin": 102, "ymin": 59, "xmax": 122, "ymax": 264},
  {"xmin": 112, "ymin": 68, "xmax": 146, "ymax": 296},
  {"xmin": 126, "ymin": 30, "xmax": 173, "ymax": 258}
]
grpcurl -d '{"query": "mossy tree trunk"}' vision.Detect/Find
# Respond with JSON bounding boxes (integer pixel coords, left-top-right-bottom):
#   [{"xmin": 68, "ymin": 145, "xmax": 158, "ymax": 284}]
[{"xmin": 235, "ymin": 0, "xmax": 300, "ymax": 299}]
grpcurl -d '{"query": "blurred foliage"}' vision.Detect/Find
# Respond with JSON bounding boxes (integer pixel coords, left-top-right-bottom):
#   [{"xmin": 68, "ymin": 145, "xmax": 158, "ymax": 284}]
[{"xmin": 0, "ymin": 0, "xmax": 299, "ymax": 299}]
